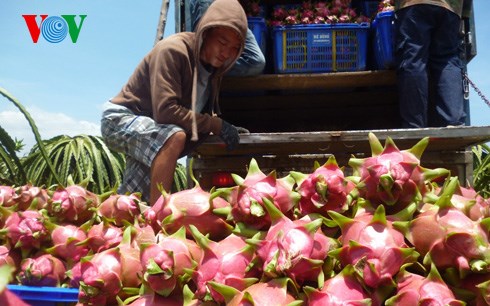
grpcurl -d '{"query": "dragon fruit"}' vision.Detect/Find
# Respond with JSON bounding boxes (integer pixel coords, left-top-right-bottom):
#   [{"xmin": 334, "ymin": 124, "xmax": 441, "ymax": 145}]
[
  {"xmin": 47, "ymin": 184, "xmax": 99, "ymax": 225},
  {"xmin": 228, "ymin": 158, "xmax": 300, "ymax": 230},
  {"xmin": 189, "ymin": 225, "xmax": 260, "ymax": 303},
  {"xmin": 209, "ymin": 277, "xmax": 302, "ymax": 306},
  {"xmin": 328, "ymin": 204, "xmax": 419, "ymax": 289},
  {"xmin": 10, "ymin": 184, "xmax": 49, "ymax": 211},
  {"xmin": 0, "ymin": 186, "xmax": 16, "ymax": 208},
  {"xmin": 0, "ymin": 209, "xmax": 49, "ymax": 256},
  {"xmin": 401, "ymin": 177, "xmax": 490, "ymax": 277},
  {"xmin": 0, "ymin": 245, "xmax": 21, "ymax": 272},
  {"xmin": 144, "ymin": 181, "xmax": 232, "ymax": 241},
  {"xmin": 83, "ymin": 220, "xmax": 124, "ymax": 253},
  {"xmin": 349, "ymin": 133, "xmax": 449, "ymax": 213},
  {"xmin": 140, "ymin": 226, "xmax": 202, "ymax": 297},
  {"xmin": 78, "ymin": 247, "xmax": 123, "ymax": 305},
  {"xmin": 451, "ymin": 184, "xmax": 490, "ymax": 221},
  {"xmin": 44, "ymin": 223, "xmax": 89, "ymax": 265},
  {"xmin": 450, "ymin": 272, "xmax": 490, "ymax": 306},
  {"xmin": 98, "ymin": 193, "xmax": 143, "ymax": 227},
  {"xmin": 304, "ymin": 265, "xmax": 372, "ymax": 306},
  {"xmin": 17, "ymin": 253, "xmax": 67, "ymax": 287},
  {"xmin": 385, "ymin": 263, "xmax": 466, "ymax": 305},
  {"xmin": 291, "ymin": 155, "xmax": 356, "ymax": 216},
  {"xmin": 249, "ymin": 197, "xmax": 337, "ymax": 287}
]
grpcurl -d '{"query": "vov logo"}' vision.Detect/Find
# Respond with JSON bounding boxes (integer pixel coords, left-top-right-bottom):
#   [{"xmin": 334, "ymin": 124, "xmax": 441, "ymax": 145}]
[{"xmin": 22, "ymin": 15, "xmax": 87, "ymax": 43}]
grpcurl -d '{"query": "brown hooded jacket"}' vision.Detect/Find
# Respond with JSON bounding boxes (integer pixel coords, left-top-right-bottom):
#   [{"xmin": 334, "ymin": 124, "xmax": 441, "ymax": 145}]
[{"xmin": 110, "ymin": 0, "xmax": 247, "ymax": 141}]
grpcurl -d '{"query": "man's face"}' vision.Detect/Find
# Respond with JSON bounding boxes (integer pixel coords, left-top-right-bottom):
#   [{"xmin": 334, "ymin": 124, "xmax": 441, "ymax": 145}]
[{"xmin": 200, "ymin": 27, "xmax": 241, "ymax": 68}]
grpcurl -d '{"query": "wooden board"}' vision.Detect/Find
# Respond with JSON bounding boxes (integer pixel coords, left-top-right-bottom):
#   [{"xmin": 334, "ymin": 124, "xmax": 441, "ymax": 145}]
[
  {"xmin": 221, "ymin": 70, "xmax": 397, "ymax": 92},
  {"xmin": 194, "ymin": 126, "xmax": 490, "ymax": 157}
]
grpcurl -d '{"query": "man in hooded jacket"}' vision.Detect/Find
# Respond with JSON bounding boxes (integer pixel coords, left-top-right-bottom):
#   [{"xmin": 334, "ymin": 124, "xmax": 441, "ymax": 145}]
[{"xmin": 100, "ymin": 0, "xmax": 248, "ymax": 205}]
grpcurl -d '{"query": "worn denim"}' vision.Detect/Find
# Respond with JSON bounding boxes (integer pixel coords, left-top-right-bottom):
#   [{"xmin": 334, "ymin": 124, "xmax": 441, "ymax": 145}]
[
  {"xmin": 190, "ymin": 0, "xmax": 266, "ymax": 76},
  {"xmin": 395, "ymin": 4, "xmax": 466, "ymax": 128}
]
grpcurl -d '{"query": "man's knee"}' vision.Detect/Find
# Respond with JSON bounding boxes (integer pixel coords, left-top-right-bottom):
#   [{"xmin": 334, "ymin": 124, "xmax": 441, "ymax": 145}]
[{"xmin": 165, "ymin": 131, "xmax": 187, "ymax": 153}]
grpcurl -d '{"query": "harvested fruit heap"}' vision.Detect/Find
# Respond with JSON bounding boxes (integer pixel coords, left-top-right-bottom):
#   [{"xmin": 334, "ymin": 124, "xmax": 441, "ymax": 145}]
[{"xmin": 0, "ymin": 132, "xmax": 489, "ymax": 305}]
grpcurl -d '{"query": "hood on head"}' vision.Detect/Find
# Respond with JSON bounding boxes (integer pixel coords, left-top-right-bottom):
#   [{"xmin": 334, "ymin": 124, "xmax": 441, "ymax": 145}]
[{"xmin": 194, "ymin": 0, "xmax": 248, "ymax": 75}]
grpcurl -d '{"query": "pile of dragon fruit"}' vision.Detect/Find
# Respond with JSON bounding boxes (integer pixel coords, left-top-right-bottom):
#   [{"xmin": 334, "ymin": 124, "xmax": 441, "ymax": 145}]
[{"xmin": 1, "ymin": 132, "xmax": 489, "ymax": 305}]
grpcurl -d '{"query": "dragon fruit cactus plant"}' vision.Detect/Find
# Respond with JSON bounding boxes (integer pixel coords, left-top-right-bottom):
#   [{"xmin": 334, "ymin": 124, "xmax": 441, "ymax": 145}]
[
  {"xmin": 139, "ymin": 226, "xmax": 202, "ymax": 297},
  {"xmin": 348, "ymin": 132, "xmax": 449, "ymax": 214},
  {"xmin": 304, "ymin": 265, "xmax": 373, "ymax": 306},
  {"xmin": 328, "ymin": 204, "xmax": 419, "ymax": 289},
  {"xmin": 385, "ymin": 263, "xmax": 466, "ymax": 305},
  {"xmin": 399, "ymin": 176, "xmax": 490, "ymax": 278},
  {"xmin": 248, "ymin": 197, "xmax": 338, "ymax": 287},
  {"xmin": 291, "ymin": 155, "xmax": 356, "ymax": 217},
  {"xmin": 227, "ymin": 158, "xmax": 300, "ymax": 231},
  {"xmin": 188, "ymin": 224, "xmax": 261, "ymax": 303},
  {"xmin": 143, "ymin": 168, "xmax": 232, "ymax": 241}
]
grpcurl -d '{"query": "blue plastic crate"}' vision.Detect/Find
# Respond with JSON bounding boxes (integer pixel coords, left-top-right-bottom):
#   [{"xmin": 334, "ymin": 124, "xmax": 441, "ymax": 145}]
[
  {"xmin": 272, "ymin": 23, "xmax": 369, "ymax": 74},
  {"xmin": 372, "ymin": 11, "xmax": 395, "ymax": 69},
  {"xmin": 7, "ymin": 285, "xmax": 79, "ymax": 306},
  {"xmin": 247, "ymin": 17, "xmax": 267, "ymax": 54}
]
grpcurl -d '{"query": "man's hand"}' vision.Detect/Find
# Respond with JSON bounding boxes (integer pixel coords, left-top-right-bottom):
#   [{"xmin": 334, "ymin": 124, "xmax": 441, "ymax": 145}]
[{"xmin": 220, "ymin": 120, "xmax": 240, "ymax": 150}]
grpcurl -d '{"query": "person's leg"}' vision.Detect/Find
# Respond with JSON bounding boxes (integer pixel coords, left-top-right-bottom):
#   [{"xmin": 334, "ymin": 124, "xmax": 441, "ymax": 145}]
[
  {"xmin": 428, "ymin": 9, "xmax": 466, "ymax": 127},
  {"xmin": 149, "ymin": 131, "xmax": 187, "ymax": 205},
  {"xmin": 395, "ymin": 5, "xmax": 432, "ymax": 128},
  {"xmin": 226, "ymin": 28, "xmax": 266, "ymax": 76}
]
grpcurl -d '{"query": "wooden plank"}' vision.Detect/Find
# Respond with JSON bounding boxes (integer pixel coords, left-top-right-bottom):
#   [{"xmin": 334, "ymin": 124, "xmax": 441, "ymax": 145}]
[
  {"xmin": 194, "ymin": 126, "xmax": 490, "ymax": 157},
  {"xmin": 221, "ymin": 70, "xmax": 397, "ymax": 91}
]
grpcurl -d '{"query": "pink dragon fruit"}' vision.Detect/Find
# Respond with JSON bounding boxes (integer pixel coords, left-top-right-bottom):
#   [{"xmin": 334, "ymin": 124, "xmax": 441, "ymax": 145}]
[
  {"xmin": 451, "ymin": 184, "xmax": 490, "ymax": 221},
  {"xmin": 78, "ymin": 247, "xmax": 123, "ymax": 305},
  {"xmin": 328, "ymin": 204, "xmax": 419, "ymax": 289},
  {"xmin": 144, "ymin": 175, "xmax": 232, "ymax": 241},
  {"xmin": 0, "ymin": 186, "xmax": 16, "ymax": 209},
  {"xmin": 291, "ymin": 155, "xmax": 356, "ymax": 216},
  {"xmin": 126, "ymin": 291, "xmax": 184, "ymax": 306},
  {"xmin": 98, "ymin": 193, "xmax": 144, "ymax": 227},
  {"xmin": 44, "ymin": 223, "xmax": 89, "ymax": 266},
  {"xmin": 349, "ymin": 133, "xmax": 449, "ymax": 214},
  {"xmin": 451, "ymin": 272, "xmax": 490, "ymax": 306},
  {"xmin": 140, "ymin": 226, "xmax": 202, "ymax": 297},
  {"xmin": 0, "ymin": 209, "xmax": 49, "ymax": 256},
  {"xmin": 385, "ymin": 263, "xmax": 466, "ymax": 305},
  {"xmin": 402, "ymin": 177, "xmax": 490, "ymax": 277},
  {"xmin": 304, "ymin": 265, "xmax": 372, "ymax": 306},
  {"xmin": 188, "ymin": 225, "xmax": 260, "ymax": 303},
  {"xmin": 10, "ymin": 184, "xmax": 49, "ymax": 211},
  {"xmin": 17, "ymin": 253, "xmax": 67, "ymax": 287},
  {"xmin": 47, "ymin": 184, "xmax": 99, "ymax": 225},
  {"xmin": 0, "ymin": 245, "xmax": 21, "ymax": 272},
  {"xmin": 209, "ymin": 277, "xmax": 302, "ymax": 306},
  {"xmin": 228, "ymin": 158, "xmax": 300, "ymax": 230},
  {"xmin": 249, "ymin": 197, "xmax": 337, "ymax": 287},
  {"xmin": 83, "ymin": 220, "xmax": 124, "ymax": 253}
]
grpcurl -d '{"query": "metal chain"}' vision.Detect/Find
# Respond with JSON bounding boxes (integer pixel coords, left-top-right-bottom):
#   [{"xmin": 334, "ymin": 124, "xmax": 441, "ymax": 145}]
[{"xmin": 463, "ymin": 72, "xmax": 490, "ymax": 108}]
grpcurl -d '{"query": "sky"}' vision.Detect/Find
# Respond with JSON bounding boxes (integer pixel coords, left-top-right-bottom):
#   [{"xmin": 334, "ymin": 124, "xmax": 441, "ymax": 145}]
[{"xmin": 1, "ymin": 0, "xmax": 489, "ymax": 157}]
